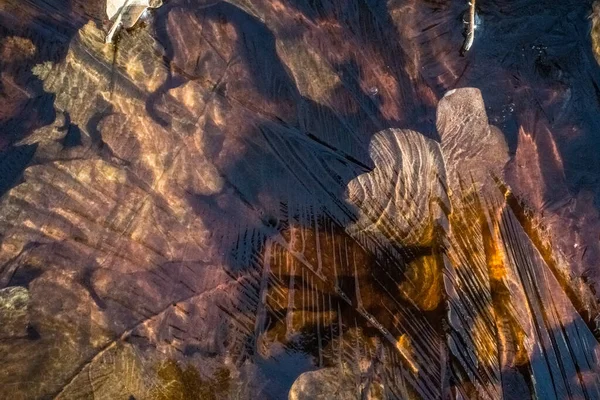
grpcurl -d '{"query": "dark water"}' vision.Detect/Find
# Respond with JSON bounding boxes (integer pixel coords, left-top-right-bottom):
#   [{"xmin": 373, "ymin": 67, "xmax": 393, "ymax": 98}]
[{"xmin": 1, "ymin": 0, "xmax": 600, "ymax": 398}]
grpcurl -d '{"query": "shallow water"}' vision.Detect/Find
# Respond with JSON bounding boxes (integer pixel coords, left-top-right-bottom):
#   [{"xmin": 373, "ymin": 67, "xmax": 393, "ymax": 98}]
[{"xmin": 1, "ymin": 0, "xmax": 600, "ymax": 398}]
